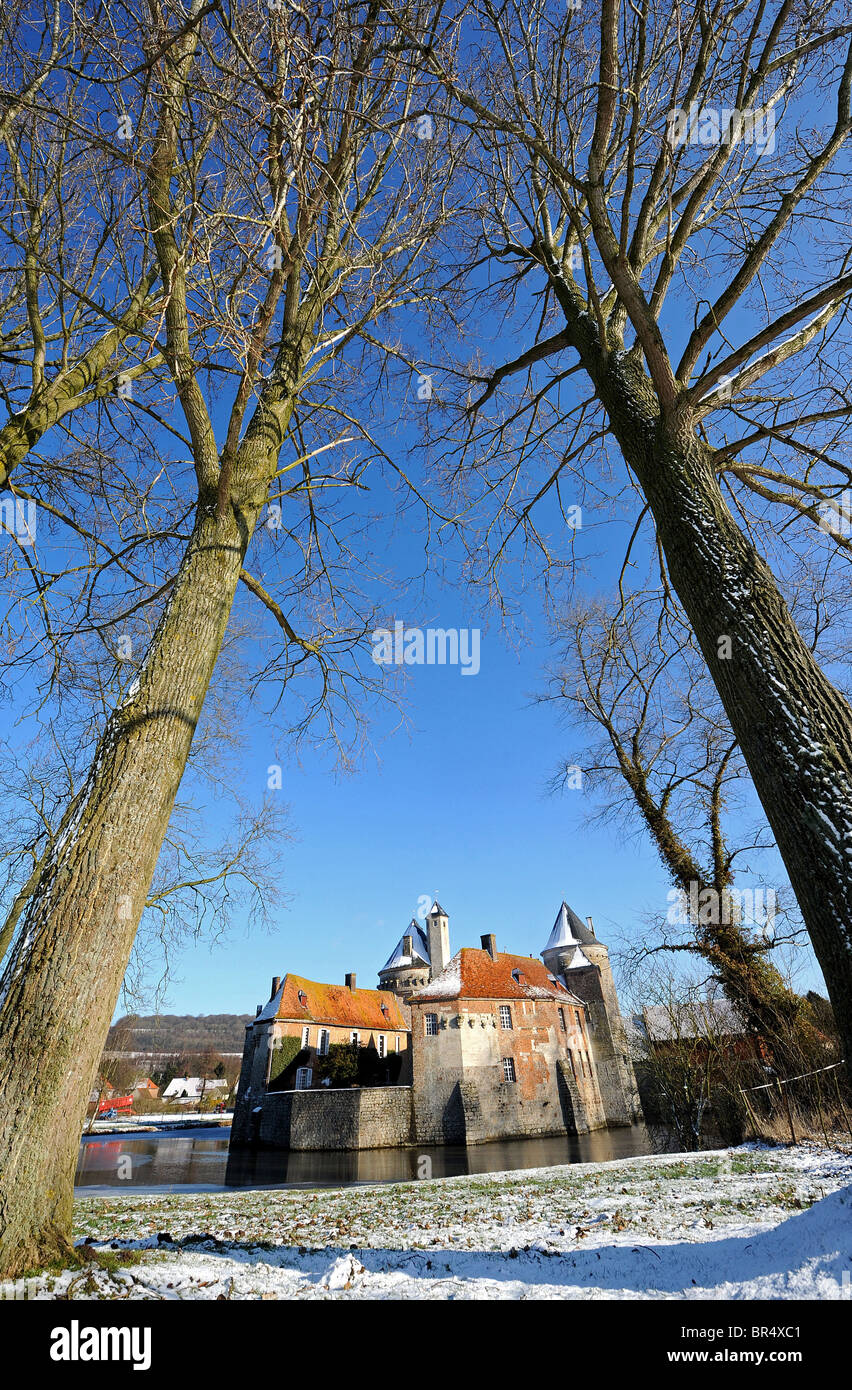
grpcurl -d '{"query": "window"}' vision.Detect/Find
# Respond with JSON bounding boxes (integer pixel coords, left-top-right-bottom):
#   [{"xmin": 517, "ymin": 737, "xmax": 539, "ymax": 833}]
[
  {"xmin": 350, "ymin": 1031, "xmax": 359, "ymax": 1047},
  {"xmin": 568, "ymin": 1050, "xmax": 577, "ymax": 1080},
  {"xmin": 499, "ymin": 1005, "xmax": 513, "ymax": 1030},
  {"xmin": 425, "ymin": 1013, "xmax": 438, "ymax": 1036},
  {"xmin": 295, "ymin": 1067, "xmax": 312, "ymax": 1090},
  {"xmin": 378, "ymin": 1035, "xmax": 386, "ymax": 1059},
  {"xmin": 559, "ymin": 1008, "xmax": 566, "ymax": 1032},
  {"xmin": 318, "ymin": 1029, "xmax": 330, "ymax": 1056},
  {"xmin": 580, "ymin": 1051, "xmax": 587, "ymax": 1077},
  {"xmin": 301, "ymin": 1026, "xmax": 310, "ymax": 1049},
  {"xmin": 502, "ymin": 1057, "xmax": 517, "ymax": 1083}
]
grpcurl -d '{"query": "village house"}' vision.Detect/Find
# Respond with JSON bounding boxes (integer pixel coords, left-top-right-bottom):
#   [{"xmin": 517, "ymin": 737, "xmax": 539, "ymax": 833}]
[
  {"xmin": 132, "ymin": 1077, "xmax": 160, "ymax": 1099},
  {"xmin": 230, "ymin": 899, "xmax": 642, "ymax": 1152},
  {"xmin": 162, "ymin": 1076, "xmax": 229, "ymax": 1104}
]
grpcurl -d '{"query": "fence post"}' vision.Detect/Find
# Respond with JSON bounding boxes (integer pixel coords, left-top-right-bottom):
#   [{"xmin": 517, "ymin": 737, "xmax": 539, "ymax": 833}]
[
  {"xmin": 831, "ymin": 1069, "xmax": 852, "ymax": 1145},
  {"xmin": 778, "ymin": 1080, "xmax": 797, "ymax": 1145},
  {"xmin": 740, "ymin": 1087, "xmax": 760, "ymax": 1137}
]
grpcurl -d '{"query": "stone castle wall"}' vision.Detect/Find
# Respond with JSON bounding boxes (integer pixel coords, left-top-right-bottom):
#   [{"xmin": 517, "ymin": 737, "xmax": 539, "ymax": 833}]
[
  {"xmin": 233, "ymin": 1084, "xmax": 413, "ymax": 1151},
  {"xmin": 565, "ymin": 955, "xmax": 643, "ymax": 1126},
  {"xmin": 410, "ymin": 997, "xmax": 608, "ymax": 1144}
]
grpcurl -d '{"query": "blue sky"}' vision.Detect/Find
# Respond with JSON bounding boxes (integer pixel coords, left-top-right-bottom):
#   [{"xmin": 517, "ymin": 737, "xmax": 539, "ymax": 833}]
[
  {"xmin": 153, "ymin": 358, "xmax": 829, "ymax": 1016},
  {"xmin": 158, "ymin": 543, "xmax": 825, "ymax": 1017},
  {"xmin": 161, "ymin": 611, "xmax": 677, "ymax": 1016},
  {"xmin": 126, "ymin": 311, "xmax": 832, "ymax": 1018},
  {"xmin": 1, "ymin": 31, "xmax": 833, "ymax": 1023}
]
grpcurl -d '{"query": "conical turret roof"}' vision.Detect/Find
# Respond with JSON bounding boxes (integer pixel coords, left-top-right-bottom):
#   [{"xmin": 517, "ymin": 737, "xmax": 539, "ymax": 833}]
[
  {"xmin": 543, "ymin": 901, "xmax": 596, "ymax": 953},
  {"xmin": 380, "ymin": 919, "xmax": 430, "ymax": 971}
]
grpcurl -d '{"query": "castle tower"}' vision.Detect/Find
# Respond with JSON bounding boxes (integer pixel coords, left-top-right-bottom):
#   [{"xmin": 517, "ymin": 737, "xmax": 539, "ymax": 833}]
[
  {"xmin": 542, "ymin": 901, "xmax": 642, "ymax": 1126},
  {"xmin": 377, "ymin": 918, "xmax": 431, "ymax": 997},
  {"xmin": 426, "ymin": 901, "xmax": 450, "ymax": 979}
]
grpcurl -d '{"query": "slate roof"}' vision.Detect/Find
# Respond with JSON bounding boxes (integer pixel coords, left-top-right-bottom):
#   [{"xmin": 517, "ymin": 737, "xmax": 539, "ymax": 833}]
[
  {"xmin": 380, "ymin": 919, "xmax": 431, "ymax": 971},
  {"xmin": 542, "ymin": 901, "xmax": 597, "ymax": 953},
  {"xmin": 556, "ymin": 944, "xmax": 594, "ymax": 971},
  {"xmin": 408, "ymin": 948, "xmax": 584, "ymax": 1005},
  {"xmin": 257, "ymin": 974, "xmax": 409, "ymax": 1032}
]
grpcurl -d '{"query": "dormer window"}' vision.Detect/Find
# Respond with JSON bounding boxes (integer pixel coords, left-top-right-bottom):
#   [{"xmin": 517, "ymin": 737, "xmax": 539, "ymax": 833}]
[
  {"xmin": 511, "ymin": 968, "xmax": 524, "ymax": 984},
  {"xmin": 298, "ymin": 990, "xmax": 307, "ymax": 1007}
]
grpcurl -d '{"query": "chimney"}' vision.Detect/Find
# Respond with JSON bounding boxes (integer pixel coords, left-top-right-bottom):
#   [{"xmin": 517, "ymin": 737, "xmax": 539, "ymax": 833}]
[
  {"xmin": 586, "ymin": 916, "xmax": 596, "ymax": 937},
  {"xmin": 345, "ymin": 972, "xmax": 357, "ymax": 991},
  {"xmin": 270, "ymin": 976, "xmax": 281, "ymax": 999},
  {"xmin": 403, "ymin": 934, "xmax": 413, "ymax": 957},
  {"xmin": 481, "ymin": 933, "xmax": 497, "ymax": 959},
  {"xmin": 426, "ymin": 902, "xmax": 450, "ymax": 979}
]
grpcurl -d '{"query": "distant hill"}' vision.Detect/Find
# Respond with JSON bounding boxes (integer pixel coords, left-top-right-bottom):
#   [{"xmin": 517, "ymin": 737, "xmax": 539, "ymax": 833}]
[{"xmin": 107, "ymin": 1013, "xmax": 253, "ymax": 1056}]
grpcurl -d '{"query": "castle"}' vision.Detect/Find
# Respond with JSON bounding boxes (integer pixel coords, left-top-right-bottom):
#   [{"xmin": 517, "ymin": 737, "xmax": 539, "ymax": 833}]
[{"xmin": 230, "ymin": 900, "xmax": 642, "ymax": 1152}]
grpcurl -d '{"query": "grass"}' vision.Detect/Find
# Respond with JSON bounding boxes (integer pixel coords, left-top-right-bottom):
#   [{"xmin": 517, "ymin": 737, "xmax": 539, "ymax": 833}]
[{"xmin": 4, "ymin": 1140, "xmax": 850, "ymax": 1297}]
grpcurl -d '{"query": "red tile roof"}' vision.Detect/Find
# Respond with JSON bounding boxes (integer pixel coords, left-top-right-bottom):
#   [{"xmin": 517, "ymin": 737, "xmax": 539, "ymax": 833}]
[
  {"xmin": 267, "ymin": 974, "xmax": 409, "ymax": 1032},
  {"xmin": 408, "ymin": 949, "xmax": 582, "ymax": 1004}
]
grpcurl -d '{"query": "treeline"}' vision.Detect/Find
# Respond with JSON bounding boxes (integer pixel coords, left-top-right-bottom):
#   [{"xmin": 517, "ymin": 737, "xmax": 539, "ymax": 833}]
[{"xmin": 108, "ymin": 1014, "xmax": 253, "ymax": 1055}]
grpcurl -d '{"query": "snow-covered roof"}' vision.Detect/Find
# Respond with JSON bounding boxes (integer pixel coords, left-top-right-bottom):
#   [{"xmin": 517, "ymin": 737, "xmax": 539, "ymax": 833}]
[
  {"xmin": 408, "ymin": 948, "xmax": 582, "ymax": 1005},
  {"xmin": 557, "ymin": 944, "xmax": 593, "ymax": 971},
  {"xmin": 635, "ymin": 1000, "xmax": 746, "ymax": 1043},
  {"xmin": 380, "ymin": 919, "xmax": 430, "ymax": 972},
  {"xmin": 408, "ymin": 950, "xmax": 463, "ymax": 999},
  {"xmin": 162, "ymin": 1077, "xmax": 228, "ymax": 1099},
  {"xmin": 256, "ymin": 981, "xmax": 284, "ymax": 1023},
  {"xmin": 542, "ymin": 901, "xmax": 596, "ymax": 953}
]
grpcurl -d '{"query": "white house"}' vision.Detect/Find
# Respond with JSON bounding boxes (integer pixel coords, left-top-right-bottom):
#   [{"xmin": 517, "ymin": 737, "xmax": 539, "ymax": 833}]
[{"xmin": 162, "ymin": 1076, "xmax": 229, "ymax": 1103}]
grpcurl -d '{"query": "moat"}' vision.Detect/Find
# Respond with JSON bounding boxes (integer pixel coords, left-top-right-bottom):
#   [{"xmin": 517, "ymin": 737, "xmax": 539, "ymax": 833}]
[{"xmin": 76, "ymin": 1121, "xmax": 658, "ymax": 1193}]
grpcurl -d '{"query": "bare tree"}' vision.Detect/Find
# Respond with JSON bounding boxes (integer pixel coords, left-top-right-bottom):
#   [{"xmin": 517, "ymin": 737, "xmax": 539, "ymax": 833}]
[
  {"xmin": 542, "ymin": 589, "xmax": 813, "ymax": 1071},
  {"xmin": 405, "ymin": 0, "xmax": 852, "ymax": 1069},
  {"xmin": 0, "ymin": 0, "xmax": 457, "ymax": 1275}
]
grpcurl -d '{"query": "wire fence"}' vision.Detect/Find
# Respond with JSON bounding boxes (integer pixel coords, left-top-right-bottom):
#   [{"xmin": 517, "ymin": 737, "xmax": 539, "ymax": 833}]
[{"xmin": 738, "ymin": 1060, "xmax": 852, "ymax": 1147}]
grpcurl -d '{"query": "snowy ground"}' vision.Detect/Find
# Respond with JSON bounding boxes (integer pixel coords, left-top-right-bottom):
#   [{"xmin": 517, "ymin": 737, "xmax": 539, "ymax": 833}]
[
  {"xmin": 6, "ymin": 1142, "xmax": 852, "ymax": 1300},
  {"xmin": 86, "ymin": 1114, "xmax": 231, "ymax": 1134}
]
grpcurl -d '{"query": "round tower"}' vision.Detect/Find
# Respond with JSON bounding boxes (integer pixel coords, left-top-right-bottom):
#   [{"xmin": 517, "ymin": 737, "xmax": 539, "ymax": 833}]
[
  {"xmin": 541, "ymin": 900, "xmax": 597, "ymax": 977},
  {"xmin": 378, "ymin": 919, "xmax": 431, "ymax": 996},
  {"xmin": 541, "ymin": 901, "xmax": 642, "ymax": 1126}
]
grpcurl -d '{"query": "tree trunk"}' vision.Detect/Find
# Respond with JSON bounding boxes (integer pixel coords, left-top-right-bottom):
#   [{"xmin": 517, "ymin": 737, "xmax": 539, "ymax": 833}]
[
  {"xmin": 617, "ymin": 755, "xmax": 806, "ymax": 1066},
  {"xmin": 598, "ymin": 353, "xmax": 852, "ymax": 1066},
  {"xmin": 0, "ymin": 410, "xmax": 287, "ymax": 1277}
]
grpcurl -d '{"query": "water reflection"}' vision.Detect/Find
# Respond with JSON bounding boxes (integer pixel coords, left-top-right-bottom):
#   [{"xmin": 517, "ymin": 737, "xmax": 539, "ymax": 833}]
[{"xmin": 76, "ymin": 1122, "xmax": 656, "ymax": 1194}]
